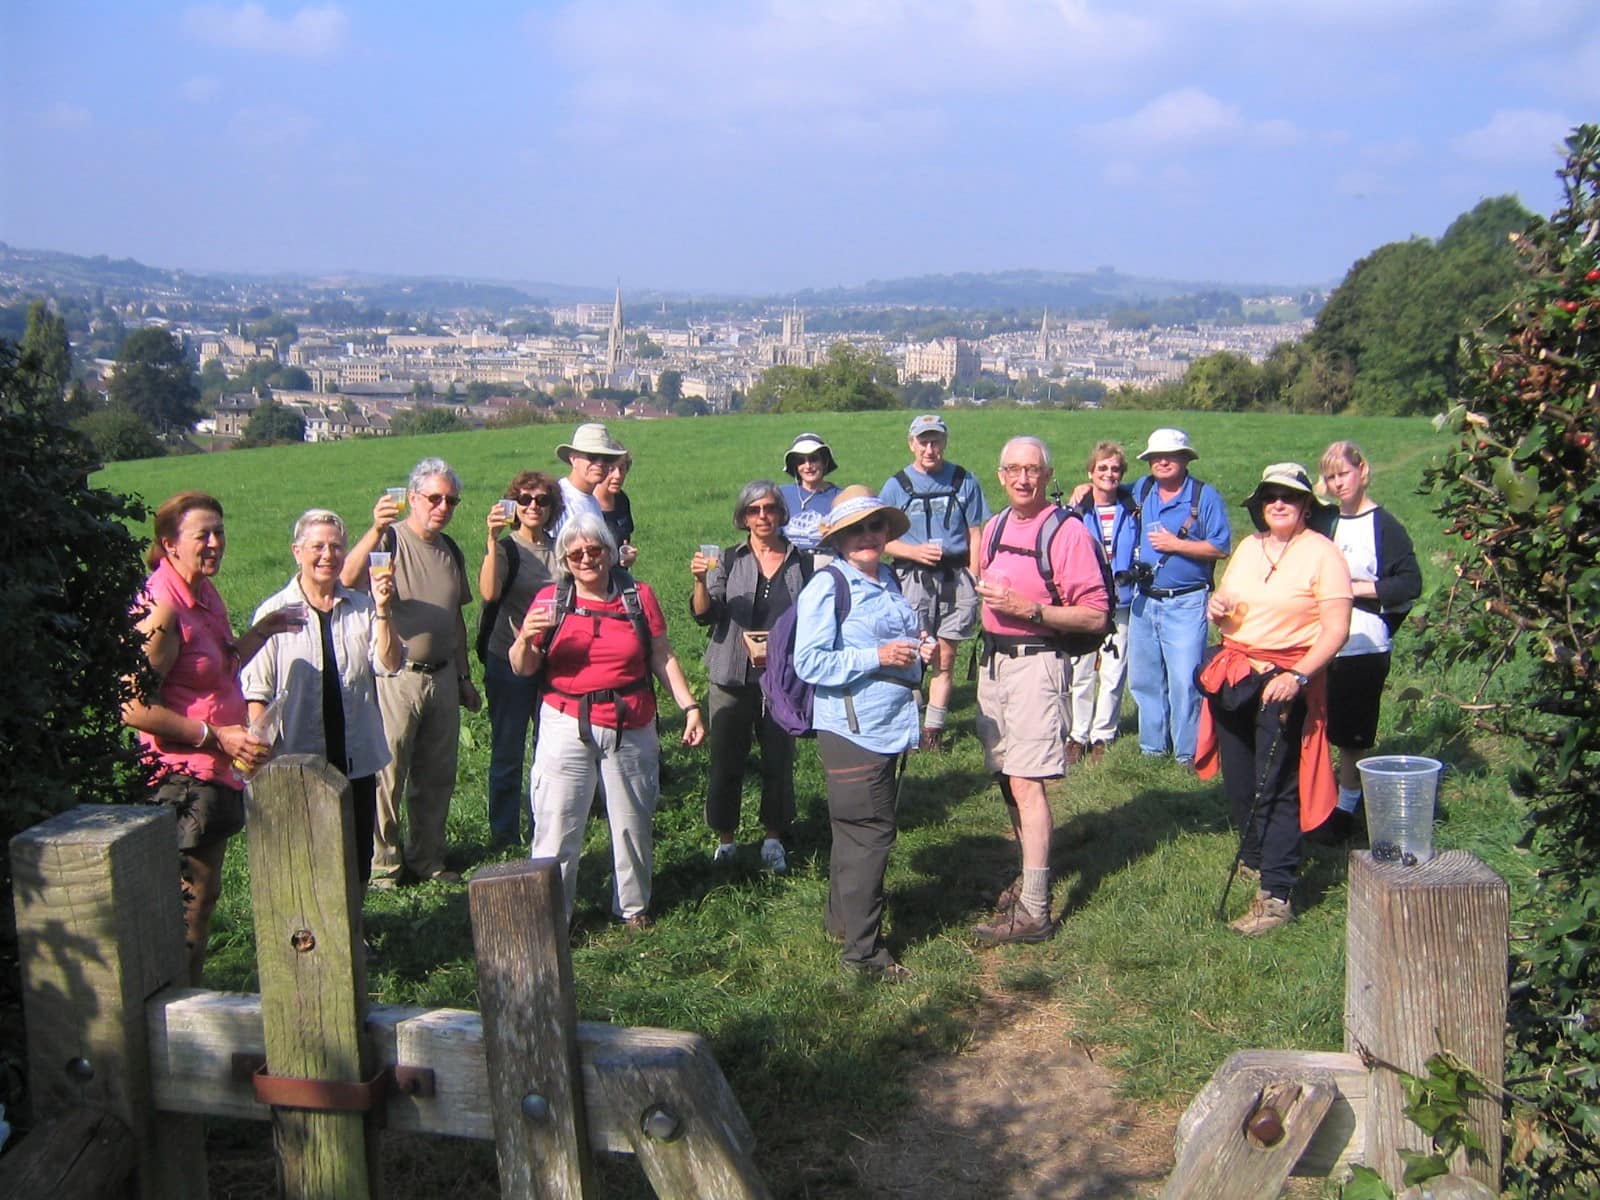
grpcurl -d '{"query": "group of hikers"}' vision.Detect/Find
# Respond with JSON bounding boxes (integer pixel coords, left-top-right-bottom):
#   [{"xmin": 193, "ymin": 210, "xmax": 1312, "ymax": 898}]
[{"xmin": 121, "ymin": 414, "xmax": 1419, "ymax": 983}]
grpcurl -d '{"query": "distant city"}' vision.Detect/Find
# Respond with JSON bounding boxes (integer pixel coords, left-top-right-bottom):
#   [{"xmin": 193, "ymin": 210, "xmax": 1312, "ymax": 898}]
[{"xmin": 0, "ymin": 242, "xmax": 1320, "ymax": 442}]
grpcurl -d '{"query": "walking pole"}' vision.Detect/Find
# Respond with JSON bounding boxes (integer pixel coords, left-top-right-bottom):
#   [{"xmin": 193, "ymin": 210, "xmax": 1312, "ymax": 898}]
[{"xmin": 1216, "ymin": 701, "xmax": 1291, "ymax": 921}]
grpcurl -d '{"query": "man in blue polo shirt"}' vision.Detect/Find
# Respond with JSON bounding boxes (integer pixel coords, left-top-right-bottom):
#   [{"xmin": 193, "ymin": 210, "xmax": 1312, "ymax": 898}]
[
  {"xmin": 1127, "ymin": 428, "xmax": 1231, "ymax": 766},
  {"xmin": 881, "ymin": 413, "xmax": 992, "ymax": 751}
]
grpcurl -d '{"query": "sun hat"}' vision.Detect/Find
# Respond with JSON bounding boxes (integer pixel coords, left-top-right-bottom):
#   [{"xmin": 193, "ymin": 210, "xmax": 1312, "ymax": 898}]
[
  {"xmin": 783, "ymin": 432, "xmax": 838, "ymax": 477},
  {"xmin": 908, "ymin": 413, "xmax": 948, "ymax": 438},
  {"xmin": 819, "ymin": 485, "xmax": 911, "ymax": 544},
  {"xmin": 1137, "ymin": 428, "xmax": 1198, "ymax": 461},
  {"xmin": 556, "ymin": 422, "xmax": 627, "ymax": 464},
  {"xmin": 1243, "ymin": 462, "xmax": 1335, "ymax": 531}
]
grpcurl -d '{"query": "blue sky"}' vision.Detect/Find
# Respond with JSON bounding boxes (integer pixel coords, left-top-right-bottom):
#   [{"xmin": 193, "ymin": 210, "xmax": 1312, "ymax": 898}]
[{"xmin": 2, "ymin": 1, "xmax": 1594, "ymax": 295}]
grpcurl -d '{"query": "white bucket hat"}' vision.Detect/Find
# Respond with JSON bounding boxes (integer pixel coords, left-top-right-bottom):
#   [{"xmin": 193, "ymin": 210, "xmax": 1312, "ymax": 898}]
[
  {"xmin": 1137, "ymin": 428, "xmax": 1198, "ymax": 461},
  {"xmin": 556, "ymin": 423, "xmax": 627, "ymax": 464}
]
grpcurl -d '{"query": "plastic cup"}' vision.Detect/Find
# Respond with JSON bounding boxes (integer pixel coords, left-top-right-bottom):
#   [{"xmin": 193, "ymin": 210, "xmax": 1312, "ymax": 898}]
[
  {"xmin": 1358, "ymin": 755, "xmax": 1443, "ymax": 865},
  {"xmin": 385, "ymin": 486, "xmax": 408, "ymax": 512},
  {"xmin": 531, "ymin": 597, "xmax": 557, "ymax": 620},
  {"xmin": 699, "ymin": 544, "xmax": 721, "ymax": 570},
  {"xmin": 369, "ymin": 551, "xmax": 393, "ymax": 580},
  {"xmin": 499, "ymin": 498, "xmax": 517, "ymax": 520},
  {"xmin": 278, "ymin": 601, "xmax": 309, "ymax": 626}
]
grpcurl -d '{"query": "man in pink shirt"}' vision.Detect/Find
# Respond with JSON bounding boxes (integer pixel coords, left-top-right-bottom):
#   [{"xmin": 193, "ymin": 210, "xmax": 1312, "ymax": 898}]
[{"xmin": 972, "ymin": 437, "xmax": 1111, "ymax": 945}]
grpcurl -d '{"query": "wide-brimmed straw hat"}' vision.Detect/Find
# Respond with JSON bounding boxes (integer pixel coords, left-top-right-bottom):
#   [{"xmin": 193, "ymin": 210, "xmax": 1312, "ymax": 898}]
[
  {"xmin": 819, "ymin": 485, "xmax": 910, "ymax": 544},
  {"xmin": 1243, "ymin": 462, "xmax": 1335, "ymax": 531},
  {"xmin": 1137, "ymin": 427, "xmax": 1198, "ymax": 461},
  {"xmin": 556, "ymin": 422, "xmax": 627, "ymax": 464},
  {"xmin": 783, "ymin": 432, "xmax": 838, "ymax": 477}
]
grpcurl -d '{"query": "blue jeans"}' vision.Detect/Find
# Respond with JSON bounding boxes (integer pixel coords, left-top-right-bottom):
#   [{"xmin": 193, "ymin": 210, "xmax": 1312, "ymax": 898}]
[
  {"xmin": 484, "ymin": 653, "xmax": 540, "ymax": 842},
  {"xmin": 1128, "ymin": 589, "xmax": 1209, "ymax": 761}
]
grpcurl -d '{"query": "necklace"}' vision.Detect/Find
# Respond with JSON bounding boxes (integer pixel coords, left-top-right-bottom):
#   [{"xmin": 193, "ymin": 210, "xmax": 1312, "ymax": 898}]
[{"xmin": 1262, "ymin": 532, "xmax": 1298, "ymax": 582}]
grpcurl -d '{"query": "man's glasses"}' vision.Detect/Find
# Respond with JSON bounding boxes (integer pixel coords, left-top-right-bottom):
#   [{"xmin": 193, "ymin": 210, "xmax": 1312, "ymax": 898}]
[
  {"xmin": 420, "ymin": 493, "xmax": 461, "ymax": 509},
  {"xmin": 1000, "ymin": 465, "xmax": 1046, "ymax": 480},
  {"xmin": 565, "ymin": 546, "xmax": 606, "ymax": 565},
  {"xmin": 579, "ymin": 454, "xmax": 621, "ymax": 468},
  {"xmin": 516, "ymin": 493, "xmax": 555, "ymax": 509},
  {"xmin": 745, "ymin": 502, "xmax": 780, "ymax": 516}
]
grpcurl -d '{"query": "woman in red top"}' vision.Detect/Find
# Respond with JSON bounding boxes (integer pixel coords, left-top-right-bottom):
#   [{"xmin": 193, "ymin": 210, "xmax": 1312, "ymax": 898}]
[
  {"xmin": 510, "ymin": 513, "xmax": 704, "ymax": 929},
  {"xmin": 121, "ymin": 491, "xmax": 301, "ymax": 980}
]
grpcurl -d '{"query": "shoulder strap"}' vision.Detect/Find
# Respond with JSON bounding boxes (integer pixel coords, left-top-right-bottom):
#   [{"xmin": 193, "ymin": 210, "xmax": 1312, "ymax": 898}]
[
  {"xmin": 500, "ymin": 536, "xmax": 521, "ymax": 589},
  {"xmin": 381, "ymin": 524, "xmax": 397, "ymax": 557},
  {"xmin": 611, "ymin": 569, "xmax": 654, "ymax": 657},
  {"xmin": 823, "ymin": 564, "xmax": 852, "ymax": 626},
  {"xmin": 440, "ymin": 532, "xmax": 467, "ymax": 580},
  {"xmin": 982, "ymin": 508, "xmax": 1013, "ymax": 570}
]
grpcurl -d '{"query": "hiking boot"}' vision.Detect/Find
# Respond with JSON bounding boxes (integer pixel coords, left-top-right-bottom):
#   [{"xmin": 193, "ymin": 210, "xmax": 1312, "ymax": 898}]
[
  {"xmin": 712, "ymin": 842, "xmax": 737, "ymax": 865},
  {"xmin": 993, "ymin": 873, "xmax": 1025, "ymax": 915},
  {"xmin": 1089, "ymin": 742, "xmax": 1107, "ymax": 765},
  {"xmin": 1232, "ymin": 863, "xmax": 1261, "ymax": 885},
  {"xmin": 760, "ymin": 838, "xmax": 789, "ymax": 875},
  {"xmin": 842, "ymin": 957, "xmax": 912, "ymax": 983},
  {"xmin": 973, "ymin": 905, "xmax": 1056, "ymax": 947},
  {"xmin": 1229, "ymin": 890, "xmax": 1293, "ymax": 937},
  {"xmin": 426, "ymin": 869, "xmax": 462, "ymax": 885},
  {"xmin": 918, "ymin": 726, "xmax": 947, "ymax": 753},
  {"xmin": 1065, "ymin": 740, "xmax": 1086, "ymax": 766},
  {"xmin": 623, "ymin": 913, "xmax": 654, "ymax": 935}
]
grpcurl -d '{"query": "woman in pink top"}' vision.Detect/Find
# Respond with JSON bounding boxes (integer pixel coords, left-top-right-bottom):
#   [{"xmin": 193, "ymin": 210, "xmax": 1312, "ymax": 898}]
[{"xmin": 121, "ymin": 491, "xmax": 301, "ymax": 981}]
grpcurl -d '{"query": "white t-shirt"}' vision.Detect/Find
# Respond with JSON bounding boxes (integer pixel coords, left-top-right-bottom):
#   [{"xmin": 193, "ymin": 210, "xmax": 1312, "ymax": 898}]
[
  {"xmin": 1331, "ymin": 510, "xmax": 1390, "ymax": 656},
  {"xmin": 554, "ymin": 476, "xmax": 603, "ymax": 541}
]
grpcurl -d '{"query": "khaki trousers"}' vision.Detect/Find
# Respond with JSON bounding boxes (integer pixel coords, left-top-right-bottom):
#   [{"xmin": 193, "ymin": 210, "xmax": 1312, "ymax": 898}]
[{"xmin": 373, "ymin": 664, "xmax": 460, "ymax": 880}]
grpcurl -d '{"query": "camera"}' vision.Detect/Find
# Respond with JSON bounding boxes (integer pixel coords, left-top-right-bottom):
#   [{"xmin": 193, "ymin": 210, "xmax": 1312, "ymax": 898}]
[{"xmin": 1114, "ymin": 562, "xmax": 1155, "ymax": 588}]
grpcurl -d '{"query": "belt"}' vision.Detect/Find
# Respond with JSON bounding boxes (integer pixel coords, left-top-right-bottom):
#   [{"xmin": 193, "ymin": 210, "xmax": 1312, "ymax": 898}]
[
  {"xmin": 893, "ymin": 557, "xmax": 968, "ymax": 575},
  {"xmin": 980, "ymin": 633, "xmax": 1059, "ymax": 665},
  {"xmin": 406, "ymin": 659, "xmax": 450, "ymax": 674},
  {"xmin": 1140, "ymin": 583, "xmax": 1206, "ymax": 600}
]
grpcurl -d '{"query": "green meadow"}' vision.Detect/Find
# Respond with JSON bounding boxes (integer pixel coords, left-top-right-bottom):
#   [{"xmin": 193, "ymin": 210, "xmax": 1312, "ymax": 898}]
[{"xmin": 96, "ymin": 410, "xmax": 1530, "ymax": 1197}]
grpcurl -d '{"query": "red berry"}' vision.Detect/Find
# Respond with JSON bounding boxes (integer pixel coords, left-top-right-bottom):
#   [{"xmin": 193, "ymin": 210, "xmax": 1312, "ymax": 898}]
[
  {"xmin": 1574, "ymin": 432, "xmax": 1595, "ymax": 450},
  {"xmin": 1557, "ymin": 300, "xmax": 1581, "ymax": 313},
  {"xmin": 1461, "ymin": 528, "xmax": 1475, "ymax": 540},
  {"xmin": 1587, "ymin": 269, "xmax": 1600, "ymax": 282}
]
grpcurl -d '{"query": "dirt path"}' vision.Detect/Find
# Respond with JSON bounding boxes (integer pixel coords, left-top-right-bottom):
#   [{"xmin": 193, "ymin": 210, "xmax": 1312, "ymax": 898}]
[{"xmin": 849, "ymin": 988, "xmax": 1180, "ymax": 1199}]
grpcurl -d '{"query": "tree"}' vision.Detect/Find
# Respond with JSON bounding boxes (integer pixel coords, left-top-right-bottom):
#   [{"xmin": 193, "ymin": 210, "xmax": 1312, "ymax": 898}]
[
  {"xmin": 657, "ymin": 369, "xmax": 683, "ymax": 407},
  {"xmin": 74, "ymin": 406, "xmax": 165, "ymax": 462},
  {"xmin": 0, "ymin": 339, "xmax": 153, "ymax": 851},
  {"xmin": 19, "ymin": 300, "xmax": 71, "ymax": 416},
  {"xmin": 272, "ymin": 365, "xmax": 312, "ymax": 392},
  {"xmin": 748, "ymin": 343, "xmax": 901, "ymax": 413},
  {"xmin": 199, "ymin": 357, "xmax": 229, "ymax": 405},
  {"xmin": 391, "ymin": 407, "xmax": 467, "ymax": 436},
  {"xmin": 108, "ymin": 327, "xmax": 200, "ymax": 435},
  {"xmin": 1419, "ymin": 125, "xmax": 1600, "ymax": 1198},
  {"xmin": 241, "ymin": 400, "xmax": 307, "ymax": 446}
]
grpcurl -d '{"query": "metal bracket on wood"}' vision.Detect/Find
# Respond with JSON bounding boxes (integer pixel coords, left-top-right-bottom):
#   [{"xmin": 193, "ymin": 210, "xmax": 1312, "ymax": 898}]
[{"xmin": 231, "ymin": 1053, "xmax": 436, "ymax": 1110}]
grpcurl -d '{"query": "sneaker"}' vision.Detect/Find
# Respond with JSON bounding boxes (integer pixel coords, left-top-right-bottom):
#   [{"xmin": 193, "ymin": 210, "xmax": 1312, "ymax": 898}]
[
  {"xmin": 1229, "ymin": 890, "xmax": 1293, "ymax": 936},
  {"xmin": 1065, "ymin": 740, "xmax": 1086, "ymax": 766},
  {"xmin": 760, "ymin": 838, "xmax": 789, "ymax": 874},
  {"xmin": 623, "ymin": 913, "xmax": 654, "ymax": 934},
  {"xmin": 973, "ymin": 905, "xmax": 1056, "ymax": 946},
  {"xmin": 368, "ymin": 874, "xmax": 400, "ymax": 891},
  {"xmin": 712, "ymin": 842, "xmax": 737, "ymax": 865},
  {"xmin": 427, "ymin": 869, "xmax": 462, "ymax": 885},
  {"xmin": 918, "ymin": 727, "xmax": 947, "ymax": 753},
  {"xmin": 1090, "ymin": 742, "xmax": 1107, "ymax": 765},
  {"xmin": 842, "ymin": 957, "xmax": 912, "ymax": 983}
]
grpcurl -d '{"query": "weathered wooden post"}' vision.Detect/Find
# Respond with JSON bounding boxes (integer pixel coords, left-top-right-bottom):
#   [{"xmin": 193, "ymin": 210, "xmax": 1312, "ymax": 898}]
[
  {"xmin": 1346, "ymin": 849, "xmax": 1508, "ymax": 1190},
  {"xmin": 469, "ymin": 858, "xmax": 598, "ymax": 1199},
  {"xmin": 245, "ymin": 755, "xmax": 378, "ymax": 1199},
  {"xmin": 10, "ymin": 804, "xmax": 206, "ymax": 1197}
]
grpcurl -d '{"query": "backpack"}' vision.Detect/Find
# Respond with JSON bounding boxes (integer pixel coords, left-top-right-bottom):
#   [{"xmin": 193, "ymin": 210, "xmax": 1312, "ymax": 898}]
[
  {"xmin": 982, "ymin": 505, "xmax": 1114, "ymax": 657},
  {"xmin": 474, "ymin": 536, "xmax": 520, "ymax": 664},
  {"xmin": 537, "ymin": 568, "xmax": 655, "ymax": 742},
  {"xmin": 893, "ymin": 465, "xmax": 974, "ymax": 537},
  {"xmin": 760, "ymin": 564, "xmax": 874, "ymax": 738}
]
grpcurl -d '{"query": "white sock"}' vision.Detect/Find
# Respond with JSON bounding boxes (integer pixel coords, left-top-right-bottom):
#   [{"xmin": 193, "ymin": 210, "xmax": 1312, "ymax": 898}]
[
  {"xmin": 1020, "ymin": 868, "xmax": 1051, "ymax": 920},
  {"xmin": 1336, "ymin": 786, "xmax": 1362, "ymax": 813},
  {"xmin": 924, "ymin": 704, "xmax": 947, "ymax": 731}
]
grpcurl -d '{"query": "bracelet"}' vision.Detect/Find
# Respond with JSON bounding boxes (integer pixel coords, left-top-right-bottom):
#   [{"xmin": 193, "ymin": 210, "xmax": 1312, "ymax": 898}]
[
  {"xmin": 194, "ymin": 721, "xmax": 212, "ymax": 749},
  {"xmin": 683, "ymin": 703, "xmax": 702, "ymax": 714},
  {"xmin": 373, "ymin": 614, "xmax": 390, "ymax": 621}
]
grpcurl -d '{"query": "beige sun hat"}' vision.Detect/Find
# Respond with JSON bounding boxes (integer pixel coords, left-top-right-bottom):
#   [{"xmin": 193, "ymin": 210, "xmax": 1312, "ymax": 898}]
[
  {"xmin": 819, "ymin": 485, "xmax": 911, "ymax": 544},
  {"xmin": 556, "ymin": 422, "xmax": 626, "ymax": 464},
  {"xmin": 1137, "ymin": 428, "xmax": 1198, "ymax": 461},
  {"xmin": 1242, "ymin": 462, "xmax": 1336, "ymax": 531},
  {"xmin": 783, "ymin": 432, "xmax": 838, "ymax": 477}
]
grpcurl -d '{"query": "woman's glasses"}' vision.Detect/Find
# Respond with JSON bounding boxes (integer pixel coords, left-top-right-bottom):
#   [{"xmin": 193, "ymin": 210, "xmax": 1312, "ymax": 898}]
[
  {"xmin": 745, "ymin": 502, "xmax": 780, "ymax": 517},
  {"xmin": 565, "ymin": 546, "xmax": 606, "ymax": 565},
  {"xmin": 859, "ymin": 516, "xmax": 889, "ymax": 534},
  {"xmin": 1260, "ymin": 489, "xmax": 1302, "ymax": 505},
  {"xmin": 516, "ymin": 493, "xmax": 555, "ymax": 509}
]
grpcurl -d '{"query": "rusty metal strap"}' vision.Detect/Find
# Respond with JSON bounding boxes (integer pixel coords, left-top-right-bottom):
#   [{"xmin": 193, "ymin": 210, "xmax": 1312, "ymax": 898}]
[{"xmin": 231, "ymin": 1053, "xmax": 435, "ymax": 1111}]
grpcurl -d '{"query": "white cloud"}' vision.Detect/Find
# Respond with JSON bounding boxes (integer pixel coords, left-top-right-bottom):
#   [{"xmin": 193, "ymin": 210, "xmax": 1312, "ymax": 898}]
[
  {"xmin": 1080, "ymin": 88, "xmax": 1300, "ymax": 154},
  {"xmin": 183, "ymin": 4, "xmax": 348, "ymax": 58},
  {"xmin": 40, "ymin": 102, "xmax": 91, "ymax": 130},
  {"xmin": 181, "ymin": 77, "xmax": 221, "ymax": 103},
  {"xmin": 1450, "ymin": 109, "xmax": 1572, "ymax": 166},
  {"xmin": 226, "ymin": 105, "xmax": 318, "ymax": 150}
]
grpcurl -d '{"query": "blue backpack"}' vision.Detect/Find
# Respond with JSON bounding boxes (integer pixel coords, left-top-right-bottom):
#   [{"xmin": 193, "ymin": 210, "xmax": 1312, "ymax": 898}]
[{"xmin": 760, "ymin": 564, "xmax": 854, "ymax": 738}]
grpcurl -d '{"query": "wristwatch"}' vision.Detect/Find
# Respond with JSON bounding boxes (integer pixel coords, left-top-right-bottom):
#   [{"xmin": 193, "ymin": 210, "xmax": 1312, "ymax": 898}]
[{"xmin": 1292, "ymin": 672, "xmax": 1311, "ymax": 688}]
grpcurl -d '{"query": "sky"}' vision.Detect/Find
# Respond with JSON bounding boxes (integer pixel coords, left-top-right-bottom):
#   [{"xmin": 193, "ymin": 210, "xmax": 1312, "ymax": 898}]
[{"xmin": 2, "ymin": 1, "xmax": 1595, "ymax": 296}]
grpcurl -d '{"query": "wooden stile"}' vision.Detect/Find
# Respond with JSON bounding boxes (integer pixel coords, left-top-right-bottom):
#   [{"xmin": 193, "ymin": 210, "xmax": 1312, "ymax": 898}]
[
  {"xmin": 245, "ymin": 755, "xmax": 378, "ymax": 1199},
  {"xmin": 0, "ymin": 1106, "xmax": 136, "ymax": 1199},
  {"xmin": 1345, "ymin": 849, "xmax": 1507, "ymax": 1190}
]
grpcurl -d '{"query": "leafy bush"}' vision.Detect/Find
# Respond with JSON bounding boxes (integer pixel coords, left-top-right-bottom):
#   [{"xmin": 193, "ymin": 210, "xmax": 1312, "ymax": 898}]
[{"xmin": 1420, "ymin": 124, "xmax": 1600, "ymax": 1198}]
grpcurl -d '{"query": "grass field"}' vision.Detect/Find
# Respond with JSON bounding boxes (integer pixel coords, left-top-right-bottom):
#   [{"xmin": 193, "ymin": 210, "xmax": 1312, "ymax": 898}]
[{"xmin": 95, "ymin": 409, "xmax": 1530, "ymax": 1197}]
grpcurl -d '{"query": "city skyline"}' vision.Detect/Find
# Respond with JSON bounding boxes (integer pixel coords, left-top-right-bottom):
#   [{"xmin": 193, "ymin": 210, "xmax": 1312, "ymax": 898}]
[{"xmin": 2, "ymin": 2, "xmax": 1594, "ymax": 294}]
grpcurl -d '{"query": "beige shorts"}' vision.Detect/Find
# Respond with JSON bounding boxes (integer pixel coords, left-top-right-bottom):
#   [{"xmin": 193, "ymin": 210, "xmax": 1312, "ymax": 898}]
[{"xmin": 975, "ymin": 649, "xmax": 1068, "ymax": 779}]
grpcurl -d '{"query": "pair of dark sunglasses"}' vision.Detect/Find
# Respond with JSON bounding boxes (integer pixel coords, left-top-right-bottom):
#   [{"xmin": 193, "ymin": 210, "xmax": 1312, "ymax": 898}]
[
  {"xmin": 514, "ymin": 493, "xmax": 555, "ymax": 509},
  {"xmin": 1259, "ymin": 489, "xmax": 1304, "ymax": 505}
]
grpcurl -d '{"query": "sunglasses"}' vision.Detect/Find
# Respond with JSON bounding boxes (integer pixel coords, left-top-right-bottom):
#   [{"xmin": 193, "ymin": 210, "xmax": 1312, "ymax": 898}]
[
  {"xmin": 1260, "ymin": 489, "xmax": 1303, "ymax": 505},
  {"xmin": 515, "ymin": 493, "xmax": 555, "ymax": 509},
  {"xmin": 420, "ymin": 493, "xmax": 461, "ymax": 509},
  {"xmin": 857, "ymin": 516, "xmax": 889, "ymax": 534},
  {"xmin": 745, "ymin": 502, "xmax": 780, "ymax": 516},
  {"xmin": 565, "ymin": 546, "xmax": 606, "ymax": 565}
]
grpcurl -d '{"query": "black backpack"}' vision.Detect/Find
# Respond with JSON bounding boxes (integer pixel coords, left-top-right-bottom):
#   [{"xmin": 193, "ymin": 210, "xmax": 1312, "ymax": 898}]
[
  {"xmin": 474, "ymin": 536, "xmax": 521, "ymax": 664},
  {"xmin": 982, "ymin": 505, "xmax": 1114, "ymax": 657},
  {"xmin": 893, "ymin": 465, "xmax": 974, "ymax": 535}
]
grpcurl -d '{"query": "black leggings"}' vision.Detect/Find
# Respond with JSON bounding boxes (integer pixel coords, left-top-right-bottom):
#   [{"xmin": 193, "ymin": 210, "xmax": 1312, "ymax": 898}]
[{"xmin": 1210, "ymin": 692, "xmax": 1307, "ymax": 902}]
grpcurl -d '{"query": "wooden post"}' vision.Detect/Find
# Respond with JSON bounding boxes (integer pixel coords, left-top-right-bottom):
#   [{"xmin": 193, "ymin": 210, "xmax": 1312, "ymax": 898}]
[
  {"xmin": 1345, "ymin": 849, "xmax": 1507, "ymax": 1190},
  {"xmin": 469, "ymin": 858, "xmax": 598, "ymax": 1199},
  {"xmin": 246, "ymin": 755, "xmax": 377, "ymax": 1199},
  {"xmin": 0, "ymin": 1106, "xmax": 136, "ymax": 1197},
  {"xmin": 9, "ymin": 804, "xmax": 206, "ymax": 1198}
]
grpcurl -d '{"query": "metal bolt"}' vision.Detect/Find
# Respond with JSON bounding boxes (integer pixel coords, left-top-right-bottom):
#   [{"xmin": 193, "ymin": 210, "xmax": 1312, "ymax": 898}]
[
  {"xmin": 521, "ymin": 1093, "xmax": 550, "ymax": 1122},
  {"xmin": 291, "ymin": 929, "xmax": 316, "ymax": 953},
  {"xmin": 641, "ymin": 1103, "xmax": 682, "ymax": 1142},
  {"xmin": 65, "ymin": 1056, "xmax": 94, "ymax": 1082}
]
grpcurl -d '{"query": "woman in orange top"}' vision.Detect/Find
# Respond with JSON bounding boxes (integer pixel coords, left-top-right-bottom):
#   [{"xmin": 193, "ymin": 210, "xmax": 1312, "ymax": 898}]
[{"xmin": 1197, "ymin": 464, "xmax": 1351, "ymax": 936}]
